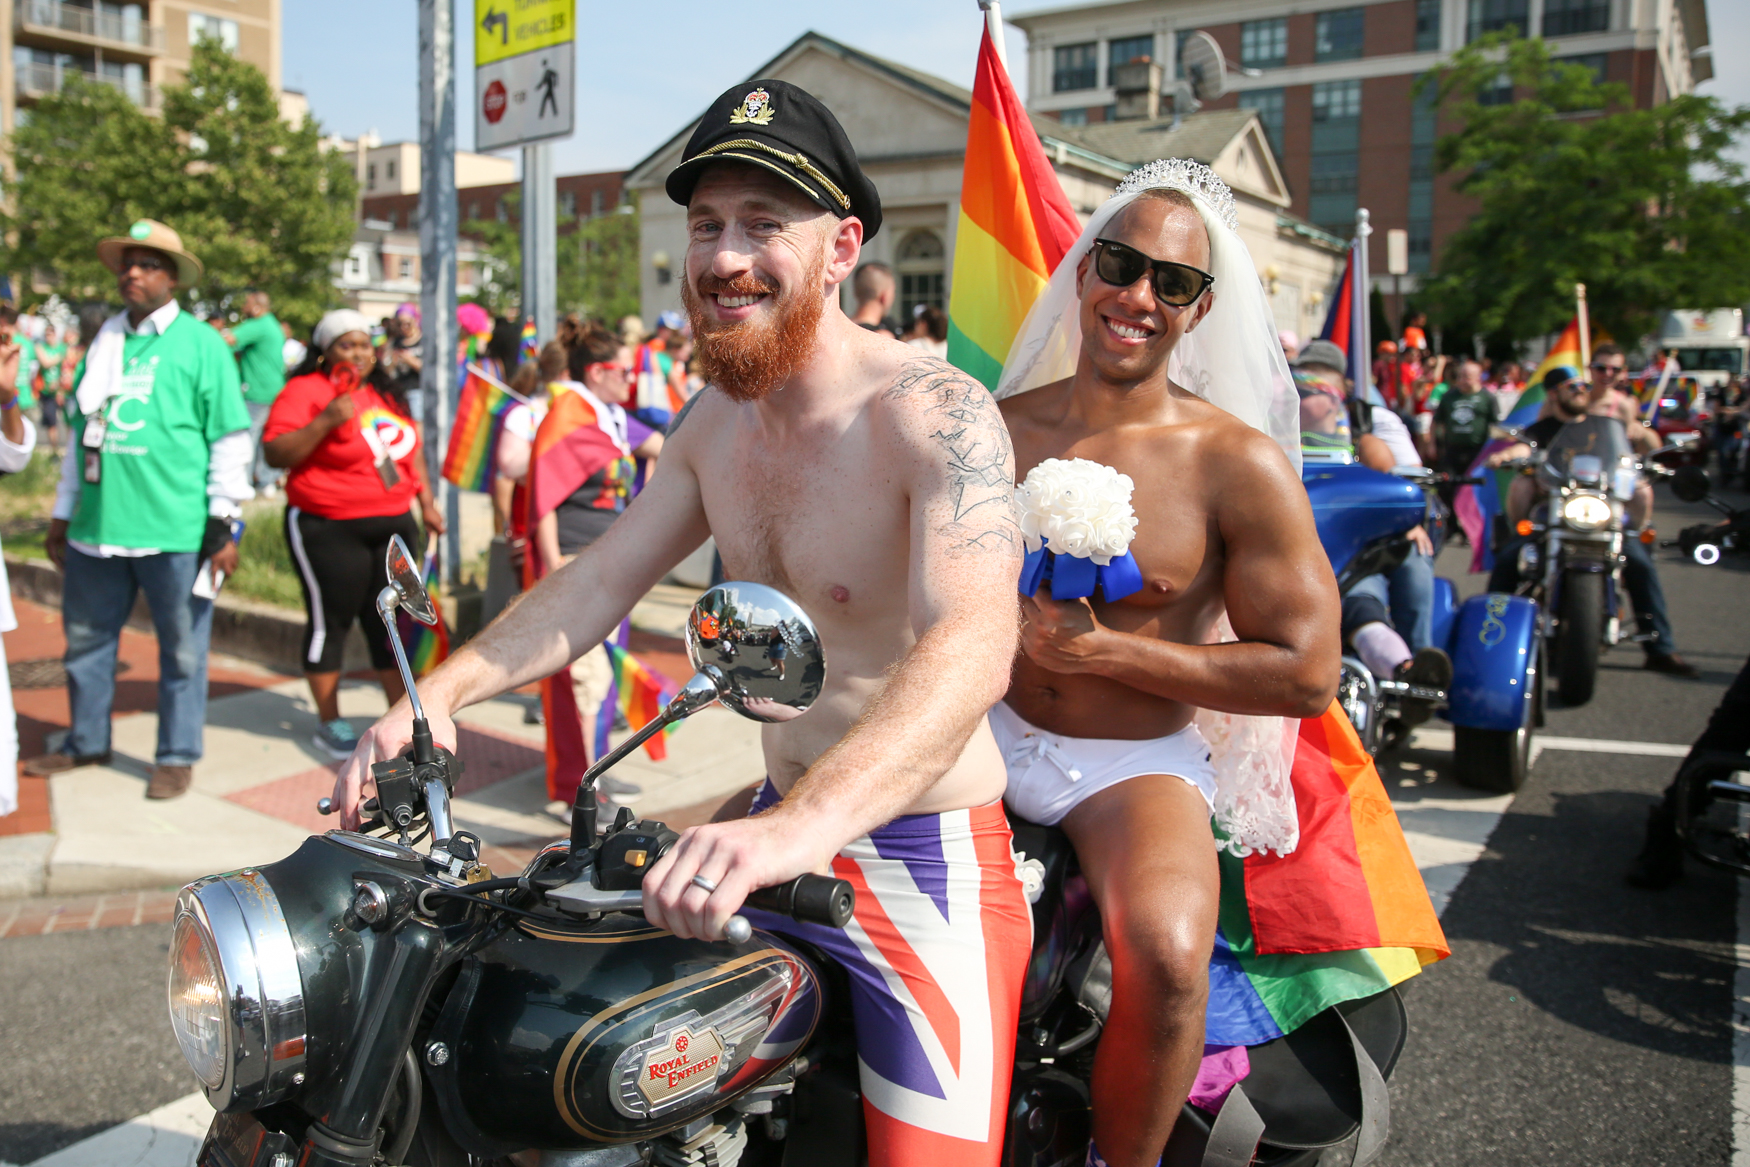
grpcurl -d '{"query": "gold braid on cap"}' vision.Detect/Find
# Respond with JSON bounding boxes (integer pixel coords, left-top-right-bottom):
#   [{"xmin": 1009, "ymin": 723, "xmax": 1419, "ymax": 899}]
[{"xmin": 1116, "ymin": 159, "xmax": 1238, "ymax": 231}]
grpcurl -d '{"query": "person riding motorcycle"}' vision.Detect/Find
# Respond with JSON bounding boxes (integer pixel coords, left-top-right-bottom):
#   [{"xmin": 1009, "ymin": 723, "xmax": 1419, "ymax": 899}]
[
  {"xmin": 1486, "ymin": 364, "xmax": 1697, "ymax": 677},
  {"xmin": 331, "ymin": 81, "xmax": 1034, "ymax": 1167}
]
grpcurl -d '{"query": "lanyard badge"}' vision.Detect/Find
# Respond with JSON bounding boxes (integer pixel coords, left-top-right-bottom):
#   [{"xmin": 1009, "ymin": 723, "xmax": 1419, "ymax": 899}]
[{"xmin": 81, "ymin": 412, "xmax": 108, "ymax": 484}]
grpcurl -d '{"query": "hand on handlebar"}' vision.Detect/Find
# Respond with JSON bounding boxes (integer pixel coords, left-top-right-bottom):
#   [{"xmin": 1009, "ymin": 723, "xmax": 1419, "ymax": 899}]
[
  {"xmin": 1488, "ymin": 442, "xmax": 1532, "ymax": 468},
  {"xmin": 642, "ymin": 812, "xmax": 837, "ymax": 941},
  {"xmin": 330, "ymin": 697, "xmax": 459, "ymax": 830}
]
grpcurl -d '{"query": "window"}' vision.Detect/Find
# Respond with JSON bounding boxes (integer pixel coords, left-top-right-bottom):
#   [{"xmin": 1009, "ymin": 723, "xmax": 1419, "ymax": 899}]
[
  {"xmin": 1467, "ymin": 0, "xmax": 1527, "ymax": 42},
  {"xmin": 895, "ymin": 230, "xmax": 946, "ymax": 320},
  {"xmin": 495, "ymin": 199, "xmax": 508, "ymax": 223},
  {"xmin": 1108, "ymin": 34, "xmax": 1153, "ymax": 73},
  {"xmin": 1408, "ymin": 77, "xmax": 1437, "ymax": 272},
  {"xmin": 590, "ymin": 190, "xmax": 603, "ymax": 215},
  {"xmin": 386, "ymin": 159, "xmax": 396, "ymax": 180},
  {"xmin": 1316, "ymin": 9, "xmax": 1365, "ymax": 62},
  {"xmin": 1477, "ymin": 71, "xmax": 1514, "ymax": 105},
  {"xmin": 1053, "ymin": 42, "xmax": 1098, "ymax": 92},
  {"xmin": 1543, "ymin": 0, "xmax": 1609, "ymax": 37},
  {"xmin": 1174, "ymin": 29, "xmax": 1194, "ymax": 78},
  {"xmin": 1415, "ymin": 0, "xmax": 1442, "ymax": 51},
  {"xmin": 366, "ymin": 162, "xmax": 376, "ymax": 191},
  {"xmin": 560, "ymin": 190, "xmax": 576, "ymax": 217},
  {"xmin": 1058, "ymin": 107, "xmax": 1089, "ymax": 127},
  {"xmin": 1555, "ymin": 52, "xmax": 1608, "ymax": 85},
  {"xmin": 1310, "ymin": 80, "xmax": 1362, "ymax": 235},
  {"xmin": 1240, "ymin": 19, "xmax": 1288, "ymax": 70},
  {"xmin": 188, "ymin": 12, "xmax": 238, "ymax": 52},
  {"xmin": 399, "ymin": 258, "xmax": 412, "ymax": 279},
  {"xmin": 1240, "ymin": 88, "xmax": 1285, "ymax": 159}
]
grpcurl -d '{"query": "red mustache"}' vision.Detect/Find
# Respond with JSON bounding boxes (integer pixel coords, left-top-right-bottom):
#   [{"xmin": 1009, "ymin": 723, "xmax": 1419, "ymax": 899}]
[{"xmin": 696, "ymin": 273, "xmax": 779, "ymax": 299}]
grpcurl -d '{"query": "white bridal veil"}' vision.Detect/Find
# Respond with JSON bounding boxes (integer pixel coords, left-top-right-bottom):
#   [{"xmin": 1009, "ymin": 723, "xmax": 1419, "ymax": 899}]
[{"xmin": 996, "ymin": 159, "xmax": 1303, "ymax": 857}]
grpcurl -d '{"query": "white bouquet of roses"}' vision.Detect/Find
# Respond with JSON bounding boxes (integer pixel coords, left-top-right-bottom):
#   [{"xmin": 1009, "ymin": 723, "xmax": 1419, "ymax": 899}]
[{"xmin": 1014, "ymin": 458, "xmax": 1139, "ymax": 566}]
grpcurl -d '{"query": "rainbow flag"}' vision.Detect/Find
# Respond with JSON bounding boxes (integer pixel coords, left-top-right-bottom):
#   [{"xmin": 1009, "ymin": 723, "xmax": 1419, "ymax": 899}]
[
  {"xmin": 1316, "ymin": 244, "xmax": 1369, "ymax": 391},
  {"xmin": 946, "ymin": 25, "xmax": 1081, "ymax": 390},
  {"xmin": 397, "ymin": 545, "xmax": 450, "ymax": 678},
  {"xmin": 605, "ymin": 644, "xmax": 678, "ymax": 762},
  {"xmin": 1208, "ymin": 705, "xmax": 1447, "ymax": 1046},
  {"xmin": 519, "ymin": 319, "xmax": 538, "ymax": 364},
  {"xmin": 440, "ymin": 366, "xmax": 522, "ymax": 492}
]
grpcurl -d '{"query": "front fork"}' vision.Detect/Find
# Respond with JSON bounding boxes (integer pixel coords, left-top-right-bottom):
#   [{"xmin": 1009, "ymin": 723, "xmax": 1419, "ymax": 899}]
[{"xmin": 1540, "ymin": 528, "xmax": 1624, "ymax": 646}]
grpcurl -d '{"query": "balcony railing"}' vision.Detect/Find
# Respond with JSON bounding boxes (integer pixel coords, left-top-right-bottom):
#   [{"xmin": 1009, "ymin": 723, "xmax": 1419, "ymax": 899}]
[
  {"xmin": 15, "ymin": 0, "xmax": 166, "ymax": 51},
  {"xmin": 15, "ymin": 61, "xmax": 158, "ymax": 109}
]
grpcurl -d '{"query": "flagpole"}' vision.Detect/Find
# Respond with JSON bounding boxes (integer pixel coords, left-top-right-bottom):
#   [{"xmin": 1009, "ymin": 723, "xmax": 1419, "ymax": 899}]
[
  {"xmin": 1353, "ymin": 208, "xmax": 1373, "ymax": 399},
  {"xmin": 1575, "ymin": 283, "xmax": 1591, "ymax": 370},
  {"xmin": 978, "ymin": 0, "xmax": 1009, "ymax": 71}
]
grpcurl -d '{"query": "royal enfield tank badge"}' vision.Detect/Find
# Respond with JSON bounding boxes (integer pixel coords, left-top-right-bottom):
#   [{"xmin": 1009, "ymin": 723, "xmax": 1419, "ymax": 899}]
[
  {"xmin": 635, "ymin": 1023, "xmax": 727, "ymax": 1110},
  {"xmin": 728, "ymin": 87, "xmax": 775, "ymax": 126}
]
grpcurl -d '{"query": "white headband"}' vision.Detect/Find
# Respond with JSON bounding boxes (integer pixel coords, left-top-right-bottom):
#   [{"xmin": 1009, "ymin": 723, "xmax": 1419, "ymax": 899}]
[{"xmin": 313, "ymin": 309, "xmax": 374, "ymax": 354}]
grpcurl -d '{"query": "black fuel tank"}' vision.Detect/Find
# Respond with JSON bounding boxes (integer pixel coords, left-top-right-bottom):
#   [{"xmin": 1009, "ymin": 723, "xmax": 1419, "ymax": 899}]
[{"xmin": 429, "ymin": 911, "xmax": 822, "ymax": 1150}]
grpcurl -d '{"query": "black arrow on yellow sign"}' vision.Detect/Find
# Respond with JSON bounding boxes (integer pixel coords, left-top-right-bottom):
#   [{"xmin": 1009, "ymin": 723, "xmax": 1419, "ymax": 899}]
[{"xmin": 481, "ymin": 5, "xmax": 508, "ymax": 46}]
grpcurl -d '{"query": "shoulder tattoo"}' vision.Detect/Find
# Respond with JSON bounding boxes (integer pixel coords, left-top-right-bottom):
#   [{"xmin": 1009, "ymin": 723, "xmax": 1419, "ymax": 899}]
[{"xmin": 884, "ymin": 359, "xmax": 1020, "ymax": 557}]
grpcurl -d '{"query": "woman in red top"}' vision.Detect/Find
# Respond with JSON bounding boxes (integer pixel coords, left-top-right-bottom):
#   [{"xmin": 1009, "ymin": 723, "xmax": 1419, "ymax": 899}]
[{"xmin": 263, "ymin": 310, "xmax": 446, "ymax": 759}]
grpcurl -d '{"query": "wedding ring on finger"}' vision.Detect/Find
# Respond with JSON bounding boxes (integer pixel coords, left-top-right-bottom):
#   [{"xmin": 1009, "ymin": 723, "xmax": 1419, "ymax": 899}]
[{"xmin": 691, "ymin": 874, "xmax": 719, "ymax": 894}]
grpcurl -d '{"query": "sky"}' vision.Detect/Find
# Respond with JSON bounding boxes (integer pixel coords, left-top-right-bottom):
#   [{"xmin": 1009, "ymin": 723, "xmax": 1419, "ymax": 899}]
[
  {"xmin": 282, "ymin": 1, "xmax": 1034, "ymax": 176},
  {"xmin": 283, "ymin": 1, "xmax": 1749, "ymax": 176}
]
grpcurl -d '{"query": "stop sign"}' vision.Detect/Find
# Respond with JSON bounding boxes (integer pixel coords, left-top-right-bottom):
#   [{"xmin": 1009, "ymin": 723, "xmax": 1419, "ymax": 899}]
[{"xmin": 483, "ymin": 80, "xmax": 507, "ymax": 124}]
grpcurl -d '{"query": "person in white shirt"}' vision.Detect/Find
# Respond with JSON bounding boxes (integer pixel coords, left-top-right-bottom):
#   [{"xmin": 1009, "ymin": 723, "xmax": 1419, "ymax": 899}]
[{"xmin": 0, "ymin": 306, "xmax": 39, "ymax": 817}]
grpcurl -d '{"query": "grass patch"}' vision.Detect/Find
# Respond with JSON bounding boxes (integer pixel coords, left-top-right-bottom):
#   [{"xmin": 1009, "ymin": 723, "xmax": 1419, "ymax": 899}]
[
  {"xmin": 0, "ymin": 450, "xmax": 61, "ymax": 561},
  {"xmin": 231, "ymin": 501, "xmax": 303, "ymax": 609}
]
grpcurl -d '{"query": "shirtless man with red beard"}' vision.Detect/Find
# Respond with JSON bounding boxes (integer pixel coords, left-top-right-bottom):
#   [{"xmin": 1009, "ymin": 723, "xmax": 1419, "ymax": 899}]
[{"xmin": 331, "ymin": 81, "xmax": 1034, "ymax": 1165}]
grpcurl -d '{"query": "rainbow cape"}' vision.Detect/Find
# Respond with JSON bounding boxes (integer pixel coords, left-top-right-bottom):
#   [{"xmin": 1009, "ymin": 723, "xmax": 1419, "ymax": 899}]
[
  {"xmin": 946, "ymin": 25, "xmax": 1081, "ymax": 390},
  {"xmin": 396, "ymin": 545, "xmax": 450, "ymax": 678},
  {"xmin": 441, "ymin": 365, "xmax": 523, "ymax": 492},
  {"xmin": 605, "ymin": 643, "xmax": 679, "ymax": 762},
  {"xmin": 1208, "ymin": 705, "xmax": 1448, "ymax": 1045},
  {"xmin": 527, "ymin": 387, "xmax": 643, "ymax": 805}
]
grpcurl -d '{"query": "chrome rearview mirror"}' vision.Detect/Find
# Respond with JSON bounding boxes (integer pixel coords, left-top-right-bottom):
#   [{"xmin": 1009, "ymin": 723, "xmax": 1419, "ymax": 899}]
[
  {"xmin": 686, "ymin": 582, "xmax": 825, "ymax": 723},
  {"xmin": 383, "ymin": 534, "xmax": 438, "ymax": 626},
  {"xmin": 568, "ymin": 582, "xmax": 825, "ymax": 851}
]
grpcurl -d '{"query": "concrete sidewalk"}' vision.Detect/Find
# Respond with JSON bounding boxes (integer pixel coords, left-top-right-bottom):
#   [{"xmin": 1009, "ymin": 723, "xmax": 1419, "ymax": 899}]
[{"xmin": 0, "ymin": 589, "xmax": 764, "ymax": 899}]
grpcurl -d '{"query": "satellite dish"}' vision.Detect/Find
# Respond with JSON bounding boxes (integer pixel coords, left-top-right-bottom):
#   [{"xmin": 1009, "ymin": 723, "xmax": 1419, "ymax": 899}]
[{"xmin": 1180, "ymin": 31, "xmax": 1228, "ymax": 103}]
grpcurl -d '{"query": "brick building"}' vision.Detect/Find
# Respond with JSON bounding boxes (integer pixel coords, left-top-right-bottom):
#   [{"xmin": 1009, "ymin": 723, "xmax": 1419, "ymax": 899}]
[
  {"xmin": 1010, "ymin": 0, "xmax": 1713, "ymax": 284},
  {"xmin": 359, "ymin": 169, "xmax": 627, "ymax": 235}
]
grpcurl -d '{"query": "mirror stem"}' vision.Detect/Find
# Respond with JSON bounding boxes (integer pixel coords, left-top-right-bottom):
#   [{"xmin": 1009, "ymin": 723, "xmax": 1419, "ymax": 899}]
[
  {"xmin": 569, "ymin": 672, "xmax": 722, "ymax": 854},
  {"xmin": 378, "ymin": 586, "xmax": 429, "ymax": 730}
]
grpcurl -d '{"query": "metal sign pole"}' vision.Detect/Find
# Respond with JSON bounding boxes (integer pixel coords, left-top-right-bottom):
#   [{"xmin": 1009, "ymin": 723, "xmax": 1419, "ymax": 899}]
[
  {"xmin": 1353, "ymin": 207, "xmax": 1373, "ymax": 399},
  {"xmin": 419, "ymin": 0, "xmax": 459, "ymax": 586},
  {"xmin": 522, "ymin": 142, "xmax": 558, "ymax": 345}
]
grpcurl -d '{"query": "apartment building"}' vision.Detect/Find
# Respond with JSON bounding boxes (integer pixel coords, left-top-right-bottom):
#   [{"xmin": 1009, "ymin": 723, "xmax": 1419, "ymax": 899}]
[
  {"xmin": 359, "ymin": 169, "xmax": 628, "ymax": 234},
  {"xmin": 1, "ymin": 0, "xmax": 281, "ymax": 135},
  {"xmin": 1010, "ymin": 0, "xmax": 1713, "ymax": 281}
]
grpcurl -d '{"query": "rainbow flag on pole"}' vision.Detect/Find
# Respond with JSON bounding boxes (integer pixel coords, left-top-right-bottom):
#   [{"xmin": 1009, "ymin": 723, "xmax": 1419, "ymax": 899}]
[
  {"xmin": 1208, "ymin": 706, "xmax": 1448, "ymax": 1045},
  {"xmin": 440, "ymin": 365, "xmax": 524, "ymax": 492},
  {"xmin": 946, "ymin": 24, "xmax": 1082, "ymax": 390},
  {"xmin": 604, "ymin": 644, "xmax": 679, "ymax": 762},
  {"xmin": 397, "ymin": 545, "xmax": 450, "ymax": 678}
]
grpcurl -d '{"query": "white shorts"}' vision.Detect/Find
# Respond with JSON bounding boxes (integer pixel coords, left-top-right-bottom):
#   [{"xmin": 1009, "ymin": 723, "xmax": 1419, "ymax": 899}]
[{"xmin": 989, "ymin": 701, "xmax": 1217, "ymax": 827}]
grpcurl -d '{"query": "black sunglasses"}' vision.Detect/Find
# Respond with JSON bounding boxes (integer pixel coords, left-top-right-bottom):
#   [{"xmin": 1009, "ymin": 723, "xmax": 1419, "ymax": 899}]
[{"xmin": 1090, "ymin": 238, "xmax": 1214, "ymax": 307}]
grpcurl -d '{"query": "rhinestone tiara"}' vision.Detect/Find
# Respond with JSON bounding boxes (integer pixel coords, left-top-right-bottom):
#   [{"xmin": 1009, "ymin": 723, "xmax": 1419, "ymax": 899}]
[{"xmin": 1116, "ymin": 158, "xmax": 1237, "ymax": 231}]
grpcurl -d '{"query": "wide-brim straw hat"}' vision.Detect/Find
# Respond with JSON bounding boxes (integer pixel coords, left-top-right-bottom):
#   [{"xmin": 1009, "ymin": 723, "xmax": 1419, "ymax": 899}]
[{"xmin": 95, "ymin": 218, "xmax": 203, "ymax": 286}]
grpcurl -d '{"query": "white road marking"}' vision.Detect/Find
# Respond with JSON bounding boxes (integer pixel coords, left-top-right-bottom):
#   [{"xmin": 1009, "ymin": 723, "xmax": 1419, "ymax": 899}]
[
  {"xmin": 1409, "ymin": 726, "xmax": 1691, "ymax": 759},
  {"xmin": 25, "ymin": 1092, "xmax": 209, "ymax": 1167}
]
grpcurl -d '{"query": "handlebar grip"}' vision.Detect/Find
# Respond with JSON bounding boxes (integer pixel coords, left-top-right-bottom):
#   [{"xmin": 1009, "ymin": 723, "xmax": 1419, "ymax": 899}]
[{"xmin": 745, "ymin": 875, "xmax": 856, "ymax": 928}]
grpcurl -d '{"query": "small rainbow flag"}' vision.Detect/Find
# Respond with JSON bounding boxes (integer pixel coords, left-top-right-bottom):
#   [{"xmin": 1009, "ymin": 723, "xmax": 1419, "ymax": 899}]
[
  {"xmin": 440, "ymin": 365, "xmax": 523, "ymax": 492},
  {"xmin": 397, "ymin": 545, "xmax": 450, "ymax": 678},
  {"xmin": 946, "ymin": 25, "xmax": 1081, "ymax": 390},
  {"xmin": 519, "ymin": 319, "xmax": 538, "ymax": 365},
  {"xmin": 1208, "ymin": 705, "xmax": 1447, "ymax": 1046},
  {"xmin": 604, "ymin": 644, "xmax": 678, "ymax": 762}
]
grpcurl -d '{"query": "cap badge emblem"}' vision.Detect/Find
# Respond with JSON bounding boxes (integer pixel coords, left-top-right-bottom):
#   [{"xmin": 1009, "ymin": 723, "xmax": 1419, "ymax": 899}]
[
  {"xmin": 729, "ymin": 88, "xmax": 774, "ymax": 126},
  {"xmin": 129, "ymin": 221, "xmax": 152, "ymax": 240}
]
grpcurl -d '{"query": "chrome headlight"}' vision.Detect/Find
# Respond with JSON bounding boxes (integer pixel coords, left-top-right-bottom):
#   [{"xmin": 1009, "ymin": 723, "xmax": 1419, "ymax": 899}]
[
  {"xmin": 1562, "ymin": 493, "xmax": 1613, "ymax": 531},
  {"xmin": 169, "ymin": 871, "xmax": 307, "ymax": 1111}
]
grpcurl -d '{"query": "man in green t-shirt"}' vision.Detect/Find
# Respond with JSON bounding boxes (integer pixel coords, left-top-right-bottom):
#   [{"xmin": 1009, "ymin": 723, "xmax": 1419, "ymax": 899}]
[
  {"xmin": 27, "ymin": 219, "xmax": 253, "ymax": 800},
  {"xmin": 225, "ymin": 289, "xmax": 284, "ymax": 491},
  {"xmin": 1431, "ymin": 357, "xmax": 1498, "ymax": 477}
]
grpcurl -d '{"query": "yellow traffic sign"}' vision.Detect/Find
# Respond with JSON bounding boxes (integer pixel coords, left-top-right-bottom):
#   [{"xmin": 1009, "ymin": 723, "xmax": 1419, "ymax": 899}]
[{"xmin": 474, "ymin": 0, "xmax": 573, "ymax": 68}]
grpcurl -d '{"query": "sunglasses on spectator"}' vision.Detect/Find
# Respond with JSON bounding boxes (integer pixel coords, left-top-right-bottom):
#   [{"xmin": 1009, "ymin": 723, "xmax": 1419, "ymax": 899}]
[
  {"xmin": 1090, "ymin": 238, "xmax": 1214, "ymax": 307},
  {"xmin": 590, "ymin": 361, "xmax": 633, "ymax": 377},
  {"xmin": 119, "ymin": 256, "xmax": 172, "ymax": 273},
  {"xmin": 1590, "ymin": 362, "xmax": 1625, "ymax": 373}
]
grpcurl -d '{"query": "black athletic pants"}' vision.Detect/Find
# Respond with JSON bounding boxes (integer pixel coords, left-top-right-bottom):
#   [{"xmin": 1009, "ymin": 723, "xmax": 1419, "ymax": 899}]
[{"xmin": 285, "ymin": 506, "xmax": 422, "ymax": 673}]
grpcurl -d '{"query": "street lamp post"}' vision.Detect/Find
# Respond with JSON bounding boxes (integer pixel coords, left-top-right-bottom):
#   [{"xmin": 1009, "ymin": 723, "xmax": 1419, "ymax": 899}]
[{"xmin": 419, "ymin": 0, "xmax": 459, "ymax": 585}]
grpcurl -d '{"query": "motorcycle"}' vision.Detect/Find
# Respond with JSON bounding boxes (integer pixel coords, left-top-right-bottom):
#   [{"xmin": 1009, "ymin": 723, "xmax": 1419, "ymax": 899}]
[
  {"xmin": 1664, "ymin": 465, "xmax": 1750, "ymax": 566},
  {"xmin": 1302, "ymin": 453, "xmax": 1541, "ymax": 793},
  {"xmin": 173, "ymin": 536, "xmax": 1404, "ymax": 1167}
]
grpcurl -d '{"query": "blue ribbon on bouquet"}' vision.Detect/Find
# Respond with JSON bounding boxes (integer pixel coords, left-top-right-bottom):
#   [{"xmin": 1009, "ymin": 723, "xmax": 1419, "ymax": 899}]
[{"xmin": 1019, "ymin": 540, "xmax": 1146, "ymax": 603}]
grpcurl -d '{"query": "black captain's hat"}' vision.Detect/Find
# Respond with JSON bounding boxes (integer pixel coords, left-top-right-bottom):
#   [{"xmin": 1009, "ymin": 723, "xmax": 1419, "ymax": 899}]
[{"xmin": 666, "ymin": 79, "xmax": 883, "ymax": 240}]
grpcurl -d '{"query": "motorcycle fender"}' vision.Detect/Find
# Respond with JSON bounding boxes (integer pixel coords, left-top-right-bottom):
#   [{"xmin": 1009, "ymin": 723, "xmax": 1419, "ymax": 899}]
[
  {"xmin": 1447, "ymin": 593, "xmax": 1538, "ymax": 732},
  {"xmin": 1430, "ymin": 577, "xmax": 1459, "ymax": 654},
  {"xmin": 197, "ymin": 1111, "xmax": 298, "ymax": 1167}
]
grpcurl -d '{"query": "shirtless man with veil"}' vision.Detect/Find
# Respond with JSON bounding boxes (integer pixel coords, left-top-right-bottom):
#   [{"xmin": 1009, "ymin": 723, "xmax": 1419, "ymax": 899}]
[{"xmin": 992, "ymin": 161, "xmax": 1341, "ymax": 1167}]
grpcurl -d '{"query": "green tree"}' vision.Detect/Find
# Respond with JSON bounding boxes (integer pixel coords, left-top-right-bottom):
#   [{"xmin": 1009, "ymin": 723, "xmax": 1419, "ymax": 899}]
[
  {"xmin": 1420, "ymin": 33, "xmax": 1750, "ymax": 356},
  {"xmin": 463, "ymin": 195, "xmax": 641, "ymax": 324},
  {"xmin": 3, "ymin": 38, "xmax": 357, "ymax": 329}
]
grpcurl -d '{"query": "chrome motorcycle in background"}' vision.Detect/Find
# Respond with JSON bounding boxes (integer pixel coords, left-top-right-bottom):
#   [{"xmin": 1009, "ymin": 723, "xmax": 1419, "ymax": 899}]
[{"xmin": 170, "ymin": 536, "xmax": 1403, "ymax": 1167}]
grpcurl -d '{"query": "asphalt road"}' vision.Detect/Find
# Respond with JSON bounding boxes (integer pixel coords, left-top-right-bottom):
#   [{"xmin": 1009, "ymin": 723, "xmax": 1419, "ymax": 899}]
[{"xmin": 0, "ymin": 480, "xmax": 1744, "ymax": 1166}]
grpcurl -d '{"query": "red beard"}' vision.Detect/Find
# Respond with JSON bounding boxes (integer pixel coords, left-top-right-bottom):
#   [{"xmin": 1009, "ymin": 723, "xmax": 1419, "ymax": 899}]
[{"xmin": 680, "ymin": 260, "xmax": 825, "ymax": 403}]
